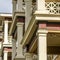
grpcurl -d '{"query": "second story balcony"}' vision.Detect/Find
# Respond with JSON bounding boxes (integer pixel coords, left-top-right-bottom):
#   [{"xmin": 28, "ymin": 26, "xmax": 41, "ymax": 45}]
[
  {"xmin": 12, "ymin": 0, "xmax": 60, "ymax": 17},
  {"xmin": 33, "ymin": 1, "xmax": 60, "ymax": 14}
]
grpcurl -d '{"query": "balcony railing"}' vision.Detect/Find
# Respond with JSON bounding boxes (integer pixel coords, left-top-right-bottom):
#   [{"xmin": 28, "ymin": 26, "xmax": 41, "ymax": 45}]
[{"xmin": 45, "ymin": 2, "xmax": 60, "ymax": 14}]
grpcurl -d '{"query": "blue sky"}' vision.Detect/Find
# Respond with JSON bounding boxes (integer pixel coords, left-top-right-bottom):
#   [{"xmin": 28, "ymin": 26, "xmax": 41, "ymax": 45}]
[{"xmin": 0, "ymin": 0, "xmax": 12, "ymax": 13}]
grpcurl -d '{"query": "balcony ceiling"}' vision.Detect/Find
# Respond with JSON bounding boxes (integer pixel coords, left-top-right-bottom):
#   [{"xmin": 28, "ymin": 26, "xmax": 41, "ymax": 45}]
[{"xmin": 47, "ymin": 33, "xmax": 60, "ymax": 46}]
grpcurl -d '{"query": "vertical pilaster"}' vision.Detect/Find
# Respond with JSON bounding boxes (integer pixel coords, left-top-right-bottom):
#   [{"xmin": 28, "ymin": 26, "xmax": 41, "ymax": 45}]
[
  {"xmin": 17, "ymin": 0, "xmax": 23, "ymax": 12},
  {"xmin": 25, "ymin": 0, "xmax": 32, "ymax": 31},
  {"xmin": 4, "ymin": 51, "xmax": 8, "ymax": 60},
  {"xmin": 4, "ymin": 21, "xmax": 8, "ymax": 44},
  {"xmin": 12, "ymin": 39, "xmax": 16, "ymax": 60},
  {"xmin": 25, "ymin": 53, "xmax": 33, "ymax": 60},
  {"xmin": 37, "ymin": 29, "xmax": 48, "ymax": 60}
]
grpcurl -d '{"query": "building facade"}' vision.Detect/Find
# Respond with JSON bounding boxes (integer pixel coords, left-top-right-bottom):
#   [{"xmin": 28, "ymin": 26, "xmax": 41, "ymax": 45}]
[
  {"xmin": 1, "ymin": 0, "xmax": 60, "ymax": 60},
  {"xmin": 10, "ymin": 0, "xmax": 60, "ymax": 60},
  {"xmin": 0, "ymin": 13, "xmax": 12, "ymax": 60}
]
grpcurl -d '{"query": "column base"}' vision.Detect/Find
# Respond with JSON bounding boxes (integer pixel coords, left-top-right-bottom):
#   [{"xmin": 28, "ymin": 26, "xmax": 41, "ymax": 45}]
[{"xmin": 14, "ymin": 55, "xmax": 25, "ymax": 60}]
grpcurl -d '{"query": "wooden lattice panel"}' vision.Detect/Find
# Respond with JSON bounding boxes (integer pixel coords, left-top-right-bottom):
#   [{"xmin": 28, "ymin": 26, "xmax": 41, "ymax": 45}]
[{"xmin": 45, "ymin": 2, "xmax": 60, "ymax": 14}]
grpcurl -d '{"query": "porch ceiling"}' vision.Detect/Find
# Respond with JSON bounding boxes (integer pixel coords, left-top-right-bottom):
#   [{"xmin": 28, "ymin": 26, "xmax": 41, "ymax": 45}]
[{"xmin": 47, "ymin": 33, "xmax": 60, "ymax": 46}]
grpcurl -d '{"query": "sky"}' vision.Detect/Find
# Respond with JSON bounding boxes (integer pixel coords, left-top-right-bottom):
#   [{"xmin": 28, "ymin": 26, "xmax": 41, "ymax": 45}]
[{"xmin": 0, "ymin": 0, "xmax": 12, "ymax": 13}]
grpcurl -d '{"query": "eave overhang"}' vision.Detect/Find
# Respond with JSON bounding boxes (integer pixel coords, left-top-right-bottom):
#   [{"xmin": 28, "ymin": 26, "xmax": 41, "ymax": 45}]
[
  {"xmin": 21, "ymin": 12, "xmax": 60, "ymax": 48},
  {"xmin": 21, "ymin": 15, "xmax": 37, "ymax": 47}
]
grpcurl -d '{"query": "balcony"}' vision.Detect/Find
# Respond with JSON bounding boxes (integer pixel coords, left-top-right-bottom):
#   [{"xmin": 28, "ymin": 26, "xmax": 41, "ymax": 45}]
[
  {"xmin": 13, "ymin": 1, "xmax": 60, "ymax": 18},
  {"xmin": 13, "ymin": 1, "xmax": 25, "ymax": 18}
]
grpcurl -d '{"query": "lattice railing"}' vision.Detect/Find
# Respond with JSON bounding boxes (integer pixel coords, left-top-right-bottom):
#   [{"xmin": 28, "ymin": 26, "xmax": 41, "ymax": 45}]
[
  {"xmin": 32, "ymin": 2, "xmax": 60, "ymax": 14},
  {"xmin": 45, "ymin": 2, "xmax": 60, "ymax": 14}
]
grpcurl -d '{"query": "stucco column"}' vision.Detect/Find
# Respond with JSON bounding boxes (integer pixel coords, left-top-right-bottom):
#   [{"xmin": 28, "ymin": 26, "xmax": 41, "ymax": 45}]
[
  {"xmin": 25, "ymin": 0, "xmax": 32, "ymax": 31},
  {"xmin": 25, "ymin": 53, "xmax": 33, "ymax": 60},
  {"xmin": 12, "ymin": 39, "xmax": 16, "ymax": 60},
  {"xmin": 4, "ymin": 21, "xmax": 8, "ymax": 44},
  {"xmin": 17, "ymin": 0, "xmax": 23, "ymax": 12},
  {"xmin": 37, "ymin": 29, "xmax": 48, "ymax": 60},
  {"xmin": 36, "ymin": 0, "xmax": 48, "ymax": 13},
  {"xmin": 4, "ymin": 51, "xmax": 8, "ymax": 60},
  {"xmin": 16, "ymin": 22, "xmax": 25, "ymax": 59}
]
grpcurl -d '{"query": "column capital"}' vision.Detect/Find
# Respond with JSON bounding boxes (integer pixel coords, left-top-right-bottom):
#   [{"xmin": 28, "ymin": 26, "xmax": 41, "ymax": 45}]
[
  {"xmin": 37, "ymin": 29, "xmax": 48, "ymax": 34},
  {"xmin": 4, "ymin": 50, "xmax": 8, "ymax": 53},
  {"xmin": 4, "ymin": 21, "xmax": 8, "ymax": 23},
  {"xmin": 16, "ymin": 22, "xmax": 24, "ymax": 26}
]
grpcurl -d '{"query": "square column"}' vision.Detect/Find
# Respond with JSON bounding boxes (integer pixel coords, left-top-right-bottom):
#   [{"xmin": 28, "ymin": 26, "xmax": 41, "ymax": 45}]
[
  {"xmin": 4, "ymin": 21, "xmax": 8, "ymax": 44},
  {"xmin": 15, "ymin": 22, "xmax": 25, "ymax": 60},
  {"xmin": 25, "ymin": 0, "xmax": 32, "ymax": 31},
  {"xmin": 12, "ymin": 39, "xmax": 16, "ymax": 60},
  {"xmin": 37, "ymin": 29, "xmax": 48, "ymax": 60},
  {"xmin": 25, "ymin": 53, "xmax": 33, "ymax": 60},
  {"xmin": 4, "ymin": 51, "xmax": 8, "ymax": 60}
]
